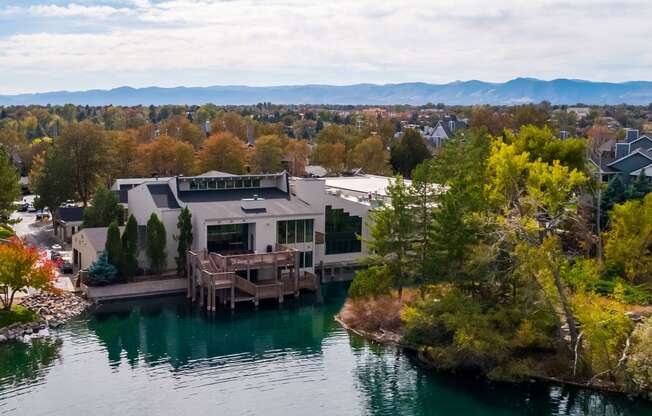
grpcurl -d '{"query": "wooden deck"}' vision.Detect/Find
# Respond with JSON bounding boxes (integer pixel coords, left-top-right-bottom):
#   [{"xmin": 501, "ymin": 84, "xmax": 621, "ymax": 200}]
[
  {"xmin": 83, "ymin": 278, "xmax": 188, "ymax": 302},
  {"xmin": 187, "ymin": 249, "xmax": 319, "ymax": 312}
]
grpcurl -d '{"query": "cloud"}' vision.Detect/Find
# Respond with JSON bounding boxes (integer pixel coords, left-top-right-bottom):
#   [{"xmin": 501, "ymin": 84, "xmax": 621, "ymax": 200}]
[{"xmin": 1, "ymin": 0, "xmax": 652, "ymax": 94}]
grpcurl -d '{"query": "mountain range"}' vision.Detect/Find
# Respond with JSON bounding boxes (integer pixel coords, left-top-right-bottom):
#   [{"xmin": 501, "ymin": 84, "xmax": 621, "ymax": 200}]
[{"xmin": 3, "ymin": 78, "xmax": 652, "ymax": 106}]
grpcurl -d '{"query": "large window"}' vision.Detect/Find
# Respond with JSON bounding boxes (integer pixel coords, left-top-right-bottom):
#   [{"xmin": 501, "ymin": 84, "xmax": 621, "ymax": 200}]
[
  {"xmin": 325, "ymin": 205, "xmax": 361, "ymax": 255},
  {"xmin": 277, "ymin": 219, "xmax": 314, "ymax": 244},
  {"xmin": 299, "ymin": 251, "xmax": 313, "ymax": 268},
  {"xmin": 207, "ymin": 224, "xmax": 248, "ymax": 253},
  {"xmin": 189, "ymin": 177, "xmax": 262, "ymax": 190}
]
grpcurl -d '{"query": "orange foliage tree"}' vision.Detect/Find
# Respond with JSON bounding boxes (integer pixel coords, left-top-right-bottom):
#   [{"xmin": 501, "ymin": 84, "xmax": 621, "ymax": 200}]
[
  {"xmin": 198, "ymin": 132, "xmax": 247, "ymax": 174},
  {"xmin": 0, "ymin": 237, "xmax": 57, "ymax": 311},
  {"xmin": 137, "ymin": 135, "xmax": 196, "ymax": 176}
]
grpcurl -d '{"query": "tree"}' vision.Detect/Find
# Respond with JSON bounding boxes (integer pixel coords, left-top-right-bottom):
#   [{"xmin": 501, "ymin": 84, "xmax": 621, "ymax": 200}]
[
  {"xmin": 469, "ymin": 106, "xmax": 511, "ymax": 135},
  {"xmin": 29, "ymin": 147, "xmax": 75, "ymax": 211},
  {"xmin": 601, "ymin": 176, "xmax": 627, "ymax": 227},
  {"xmin": 625, "ymin": 171, "xmax": 651, "ymax": 200},
  {"xmin": 59, "ymin": 121, "xmax": 109, "ymax": 206},
  {"xmin": 390, "ymin": 129, "xmax": 430, "ymax": 177},
  {"xmin": 175, "ymin": 207, "xmax": 192, "ymax": 276},
  {"xmin": 350, "ymin": 136, "xmax": 391, "ymax": 175},
  {"xmin": 0, "ymin": 147, "xmax": 20, "ymax": 225},
  {"xmin": 511, "ymin": 104, "xmax": 548, "ymax": 129},
  {"xmin": 198, "ymin": 132, "xmax": 246, "ymax": 174},
  {"xmin": 106, "ymin": 130, "xmax": 139, "ymax": 181},
  {"xmin": 83, "ymin": 186, "xmax": 121, "ymax": 228},
  {"xmin": 603, "ymin": 193, "xmax": 652, "ymax": 284},
  {"xmin": 251, "ymin": 134, "xmax": 284, "ymax": 173},
  {"xmin": 137, "ymin": 135, "xmax": 195, "ymax": 176},
  {"xmin": 87, "ymin": 252, "xmax": 118, "ymax": 286},
  {"xmin": 105, "ymin": 220, "xmax": 122, "ymax": 273},
  {"xmin": 0, "ymin": 237, "xmax": 56, "ymax": 311},
  {"xmin": 285, "ymin": 139, "xmax": 310, "ymax": 176},
  {"xmin": 146, "ymin": 213, "xmax": 167, "ymax": 274},
  {"xmin": 350, "ymin": 177, "xmax": 415, "ymax": 299},
  {"xmin": 121, "ymin": 214, "xmax": 138, "ymax": 280},
  {"xmin": 313, "ymin": 142, "xmax": 346, "ymax": 175}
]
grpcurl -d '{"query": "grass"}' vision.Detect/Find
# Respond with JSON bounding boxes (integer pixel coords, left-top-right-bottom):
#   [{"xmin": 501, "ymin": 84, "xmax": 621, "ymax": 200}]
[{"xmin": 0, "ymin": 305, "xmax": 38, "ymax": 329}]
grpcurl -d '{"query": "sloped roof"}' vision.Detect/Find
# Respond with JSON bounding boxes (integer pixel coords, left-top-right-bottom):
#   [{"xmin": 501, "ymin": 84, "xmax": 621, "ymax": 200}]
[
  {"xmin": 56, "ymin": 207, "xmax": 84, "ymax": 223},
  {"xmin": 146, "ymin": 184, "xmax": 181, "ymax": 209}
]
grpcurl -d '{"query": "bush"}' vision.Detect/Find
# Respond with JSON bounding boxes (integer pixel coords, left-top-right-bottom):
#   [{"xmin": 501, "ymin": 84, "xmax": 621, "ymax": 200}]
[
  {"xmin": 86, "ymin": 252, "xmax": 118, "ymax": 286},
  {"xmin": 339, "ymin": 294, "xmax": 404, "ymax": 333},
  {"xmin": 402, "ymin": 288, "xmax": 558, "ymax": 381},
  {"xmin": 0, "ymin": 225, "xmax": 13, "ymax": 239},
  {"xmin": 0, "ymin": 305, "xmax": 38, "ymax": 329}
]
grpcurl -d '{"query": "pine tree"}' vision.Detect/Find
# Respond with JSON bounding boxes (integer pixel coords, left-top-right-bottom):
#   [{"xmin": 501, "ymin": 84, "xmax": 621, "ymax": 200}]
[
  {"xmin": 105, "ymin": 220, "xmax": 122, "ymax": 273},
  {"xmin": 601, "ymin": 176, "xmax": 626, "ymax": 228},
  {"xmin": 88, "ymin": 252, "xmax": 118, "ymax": 286},
  {"xmin": 121, "ymin": 214, "xmax": 138, "ymax": 280},
  {"xmin": 625, "ymin": 170, "xmax": 651, "ymax": 201},
  {"xmin": 175, "ymin": 207, "xmax": 193, "ymax": 276},
  {"xmin": 147, "ymin": 213, "xmax": 167, "ymax": 274}
]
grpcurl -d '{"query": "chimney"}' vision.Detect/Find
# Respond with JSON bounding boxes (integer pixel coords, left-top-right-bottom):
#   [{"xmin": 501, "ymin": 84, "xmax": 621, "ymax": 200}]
[
  {"xmin": 559, "ymin": 130, "xmax": 569, "ymax": 140},
  {"xmin": 615, "ymin": 142, "xmax": 630, "ymax": 160}
]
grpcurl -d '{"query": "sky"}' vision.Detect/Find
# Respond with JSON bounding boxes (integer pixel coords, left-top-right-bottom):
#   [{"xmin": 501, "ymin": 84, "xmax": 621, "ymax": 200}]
[{"xmin": 1, "ymin": 0, "xmax": 652, "ymax": 94}]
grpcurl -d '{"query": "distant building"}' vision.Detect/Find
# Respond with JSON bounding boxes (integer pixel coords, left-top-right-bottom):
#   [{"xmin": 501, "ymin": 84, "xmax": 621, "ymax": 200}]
[
  {"xmin": 53, "ymin": 207, "xmax": 84, "ymax": 243},
  {"xmin": 593, "ymin": 129, "xmax": 652, "ymax": 183},
  {"xmin": 567, "ymin": 107, "xmax": 590, "ymax": 119},
  {"xmin": 422, "ymin": 116, "xmax": 468, "ymax": 149}
]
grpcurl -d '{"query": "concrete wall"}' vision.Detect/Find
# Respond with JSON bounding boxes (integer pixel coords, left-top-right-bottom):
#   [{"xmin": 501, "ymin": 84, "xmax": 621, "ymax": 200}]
[{"xmin": 71, "ymin": 231, "xmax": 102, "ymax": 272}]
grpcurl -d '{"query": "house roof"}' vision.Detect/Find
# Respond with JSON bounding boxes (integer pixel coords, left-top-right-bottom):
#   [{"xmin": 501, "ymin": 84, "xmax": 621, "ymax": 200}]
[
  {"xmin": 146, "ymin": 184, "xmax": 181, "ymax": 209},
  {"xmin": 325, "ymin": 175, "xmax": 412, "ymax": 198},
  {"xmin": 56, "ymin": 207, "xmax": 84, "ymax": 223},
  {"xmin": 630, "ymin": 163, "xmax": 652, "ymax": 177},
  {"xmin": 607, "ymin": 148, "xmax": 652, "ymax": 169},
  {"xmin": 181, "ymin": 188, "xmax": 320, "ymax": 220}
]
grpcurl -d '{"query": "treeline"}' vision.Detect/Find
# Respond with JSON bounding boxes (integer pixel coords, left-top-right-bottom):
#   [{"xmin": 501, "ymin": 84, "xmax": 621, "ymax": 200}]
[{"xmin": 348, "ymin": 125, "xmax": 652, "ymax": 399}]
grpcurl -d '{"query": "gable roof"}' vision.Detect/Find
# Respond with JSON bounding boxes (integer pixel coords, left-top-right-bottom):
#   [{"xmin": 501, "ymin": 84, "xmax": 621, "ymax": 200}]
[
  {"xmin": 607, "ymin": 148, "xmax": 652, "ymax": 169},
  {"xmin": 628, "ymin": 135, "xmax": 652, "ymax": 151},
  {"xmin": 630, "ymin": 163, "xmax": 652, "ymax": 177}
]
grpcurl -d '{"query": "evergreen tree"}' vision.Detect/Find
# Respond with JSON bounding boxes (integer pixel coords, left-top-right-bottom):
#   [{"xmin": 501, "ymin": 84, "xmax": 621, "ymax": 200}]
[
  {"xmin": 350, "ymin": 176, "xmax": 416, "ymax": 299},
  {"xmin": 0, "ymin": 147, "xmax": 20, "ymax": 225},
  {"xmin": 146, "ymin": 213, "xmax": 167, "ymax": 274},
  {"xmin": 87, "ymin": 252, "xmax": 118, "ymax": 286},
  {"xmin": 625, "ymin": 170, "xmax": 651, "ymax": 201},
  {"xmin": 105, "ymin": 220, "xmax": 122, "ymax": 272},
  {"xmin": 175, "ymin": 207, "xmax": 193, "ymax": 276},
  {"xmin": 601, "ymin": 176, "xmax": 627, "ymax": 228},
  {"xmin": 389, "ymin": 128, "xmax": 430, "ymax": 177},
  {"xmin": 121, "ymin": 214, "xmax": 138, "ymax": 280}
]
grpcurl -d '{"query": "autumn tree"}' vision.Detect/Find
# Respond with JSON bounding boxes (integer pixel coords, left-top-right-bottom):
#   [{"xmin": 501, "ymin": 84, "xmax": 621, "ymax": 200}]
[
  {"xmin": 58, "ymin": 121, "xmax": 109, "ymax": 206},
  {"xmin": 251, "ymin": 134, "xmax": 285, "ymax": 173},
  {"xmin": 106, "ymin": 130, "xmax": 139, "ymax": 181},
  {"xmin": 285, "ymin": 139, "xmax": 310, "ymax": 176},
  {"xmin": 137, "ymin": 135, "xmax": 195, "ymax": 176},
  {"xmin": 313, "ymin": 142, "xmax": 346, "ymax": 175},
  {"xmin": 0, "ymin": 237, "xmax": 56, "ymax": 311},
  {"xmin": 198, "ymin": 132, "xmax": 247, "ymax": 174},
  {"xmin": 469, "ymin": 106, "xmax": 511, "ymax": 135},
  {"xmin": 350, "ymin": 136, "xmax": 391, "ymax": 175},
  {"xmin": 603, "ymin": 193, "xmax": 652, "ymax": 284},
  {"xmin": 164, "ymin": 115, "xmax": 204, "ymax": 149}
]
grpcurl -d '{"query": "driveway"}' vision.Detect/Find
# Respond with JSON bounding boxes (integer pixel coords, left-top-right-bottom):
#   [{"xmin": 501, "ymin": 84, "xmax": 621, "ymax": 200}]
[{"xmin": 10, "ymin": 196, "xmax": 75, "ymax": 293}]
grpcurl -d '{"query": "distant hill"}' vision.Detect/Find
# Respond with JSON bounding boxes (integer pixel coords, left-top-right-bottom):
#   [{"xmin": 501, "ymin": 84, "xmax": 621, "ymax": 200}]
[{"xmin": 3, "ymin": 78, "xmax": 652, "ymax": 105}]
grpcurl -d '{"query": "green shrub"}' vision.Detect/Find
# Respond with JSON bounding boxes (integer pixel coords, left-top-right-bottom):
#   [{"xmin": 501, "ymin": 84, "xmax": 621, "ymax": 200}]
[
  {"xmin": 86, "ymin": 252, "xmax": 118, "ymax": 286},
  {"xmin": 0, "ymin": 305, "xmax": 38, "ymax": 328}
]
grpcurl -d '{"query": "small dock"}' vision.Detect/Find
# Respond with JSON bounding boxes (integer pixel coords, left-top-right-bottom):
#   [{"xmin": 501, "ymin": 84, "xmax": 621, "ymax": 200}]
[{"xmin": 187, "ymin": 249, "xmax": 319, "ymax": 311}]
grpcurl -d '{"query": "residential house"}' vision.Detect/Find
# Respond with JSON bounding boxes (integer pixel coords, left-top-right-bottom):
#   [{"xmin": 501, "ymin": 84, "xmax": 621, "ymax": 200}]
[
  {"xmin": 422, "ymin": 116, "xmax": 467, "ymax": 149},
  {"xmin": 53, "ymin": 207, "xmax": 84, "ymax": 243},
  {"xmin": 594, "ymin": 129, "xmax": 652, "ymax": 184}
]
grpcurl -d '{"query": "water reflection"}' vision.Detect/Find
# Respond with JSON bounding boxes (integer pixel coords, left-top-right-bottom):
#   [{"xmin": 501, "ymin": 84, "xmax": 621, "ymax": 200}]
[
  {"xmin": 84, "ymin": 293, "xmax": 337, "ymax": 369},
  {"xmin": 352, "ymin": 344, "xmax": 651, "ymax": 416}
]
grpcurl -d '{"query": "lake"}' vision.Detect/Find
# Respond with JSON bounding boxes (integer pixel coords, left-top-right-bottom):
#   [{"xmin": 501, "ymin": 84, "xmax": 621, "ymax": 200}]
[{"xmin": 0, "ymin": 283, "xmax": 650, "ymax": 415}]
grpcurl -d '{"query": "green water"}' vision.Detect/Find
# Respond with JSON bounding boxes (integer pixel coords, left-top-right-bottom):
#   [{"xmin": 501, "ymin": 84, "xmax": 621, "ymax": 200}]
[{"xmin": 0, "ymin": 284, "xmax": 650, "ymax": 416}]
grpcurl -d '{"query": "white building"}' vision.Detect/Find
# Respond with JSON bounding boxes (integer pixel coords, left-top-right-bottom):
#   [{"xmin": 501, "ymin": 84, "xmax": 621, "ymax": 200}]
[{"xmin": 73, "ymin": 171, "xmax": 400, "ymax": 282}]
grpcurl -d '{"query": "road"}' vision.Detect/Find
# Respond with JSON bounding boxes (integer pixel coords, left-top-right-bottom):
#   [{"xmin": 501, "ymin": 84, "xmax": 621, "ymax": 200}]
[{"xmin": 10, "ymin": 195, "xmax": 75, "ymax": 293}]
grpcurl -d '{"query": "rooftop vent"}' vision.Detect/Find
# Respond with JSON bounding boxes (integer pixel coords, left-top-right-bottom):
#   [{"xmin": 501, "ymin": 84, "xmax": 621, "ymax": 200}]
[{"xmin": 241, "ymin": 195, "xmax": 266, "ymax": 211}]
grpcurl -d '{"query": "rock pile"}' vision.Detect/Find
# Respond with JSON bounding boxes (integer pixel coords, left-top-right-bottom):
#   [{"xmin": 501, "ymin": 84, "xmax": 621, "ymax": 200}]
[{"xmin": 0, "ymin": 292, "xmax": 90, "ymax": 343}]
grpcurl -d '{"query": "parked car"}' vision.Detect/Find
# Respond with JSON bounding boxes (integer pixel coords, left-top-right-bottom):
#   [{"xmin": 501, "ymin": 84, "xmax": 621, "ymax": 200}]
[
  {"xmin": 59, "ymin": 255, "xmax": 73, "ymax": 274},
  {"xmin": 15, "ymin": 202, "xmax": 29, "ymax": 212},
  {"xmin": 27, "ymin": 204, "xmax": 37, "ymax": 213}
]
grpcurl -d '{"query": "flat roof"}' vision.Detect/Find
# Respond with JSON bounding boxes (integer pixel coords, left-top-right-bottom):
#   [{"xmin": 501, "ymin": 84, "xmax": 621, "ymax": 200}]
[{"xmin": 324, "ymin": 175, "xmax": 412, "ymax": 197}]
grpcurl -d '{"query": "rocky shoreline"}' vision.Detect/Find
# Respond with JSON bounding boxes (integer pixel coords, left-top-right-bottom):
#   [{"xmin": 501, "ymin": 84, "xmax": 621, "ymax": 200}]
[{"xmin": 0, "ymin": 293, "xmax": 90, "ymax": 343}]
